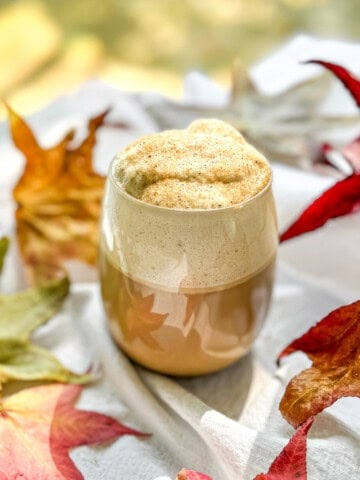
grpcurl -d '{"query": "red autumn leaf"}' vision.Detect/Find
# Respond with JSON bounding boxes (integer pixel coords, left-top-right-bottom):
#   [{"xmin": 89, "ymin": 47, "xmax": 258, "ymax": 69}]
[
  {"xmin": 281, "ymin": 61, "xmax": 360, "ymax": 241},
  {"xmin": 277, "ymin": 301, "xmax": 360, "ymax": 427},
  {"xmin": 178, "ymin": 420, "xmax": 314, "ymax": 480},
  {"xmin": 253, "ymin": 417, "xmax": 313, "ymax": 480},
  {"xmin": 280, "ymin": 173, "xmax": 360, "ymax": 242},
  {"xmin": 176, "ymin": 468, "xmax": 213, "ymax": 480},
  {"xmin": 0, "ymin": 384, "xmax": 147, "ymax": 479},
  {"xmin": 305, "ymin": 60, "xmax": 360, "ymax": 107}
]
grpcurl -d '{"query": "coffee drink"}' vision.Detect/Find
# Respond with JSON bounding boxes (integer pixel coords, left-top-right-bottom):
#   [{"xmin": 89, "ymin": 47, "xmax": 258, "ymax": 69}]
[{"xmin": 100, "ymin": 119, "xmax": 278, "ymax": 375}]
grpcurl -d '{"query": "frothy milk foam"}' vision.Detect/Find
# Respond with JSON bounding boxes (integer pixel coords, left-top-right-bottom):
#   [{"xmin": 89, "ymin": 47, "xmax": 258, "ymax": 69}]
[
  {"xmin": 104, "ymin": 119, "xmax": 276, "ymax": 292},
  {"xmin": 100, "ymin": 119, "xmax": 278, "ymax": 375}
]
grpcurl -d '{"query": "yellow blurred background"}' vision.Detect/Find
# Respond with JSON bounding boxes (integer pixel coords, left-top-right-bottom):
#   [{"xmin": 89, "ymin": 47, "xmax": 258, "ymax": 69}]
[{"xmin": 0, "ymin": 0, "xmax": 359, "ymax": 117}]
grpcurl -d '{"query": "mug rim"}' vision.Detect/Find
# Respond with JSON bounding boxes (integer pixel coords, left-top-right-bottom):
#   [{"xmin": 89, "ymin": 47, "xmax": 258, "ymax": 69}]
[{"xmin": 108, "ymin": 154, "xmax": 273, "ymax": 215}]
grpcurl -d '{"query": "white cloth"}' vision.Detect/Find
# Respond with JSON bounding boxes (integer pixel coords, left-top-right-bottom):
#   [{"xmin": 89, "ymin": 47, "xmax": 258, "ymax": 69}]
[{"xmin": 0, "ymin": 36, "xmax": 359, "ymax": 479}]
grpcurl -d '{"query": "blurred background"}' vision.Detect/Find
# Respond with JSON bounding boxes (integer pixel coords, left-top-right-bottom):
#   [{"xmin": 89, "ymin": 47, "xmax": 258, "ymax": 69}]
[{"xmin": 0, "ymin": 0, "xmax": 359, "ymax": 117}]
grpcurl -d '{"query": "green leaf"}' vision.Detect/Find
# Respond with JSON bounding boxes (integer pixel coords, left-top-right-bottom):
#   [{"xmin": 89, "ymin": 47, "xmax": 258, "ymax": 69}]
[
  {"xmin": 0, "ymin": 277, "xmax": 69, "ymax": 341},
  {"xmin": 0, "ymin": 276, "xmax": 91, "ymax": 385},
  {"xmin": 0, "ymin": 237, "xmax": 9, "ymax": 274},
  {"xmin": 0, "ymin": 340, "xmax": 91, "ymax": 384}
]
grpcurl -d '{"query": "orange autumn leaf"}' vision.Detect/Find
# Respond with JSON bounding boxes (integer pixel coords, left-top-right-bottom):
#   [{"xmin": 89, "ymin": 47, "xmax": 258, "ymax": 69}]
[
  {"xmin": 277, "ymin": 301, "xmax": 360, "ymax": 427},
  {"xmin": 7, "ymin": 105, "xmax": 107, "ymax": 283},
  {"xmin": 0, "ymin": 384, "xmax": 147, "ymax": 479}
]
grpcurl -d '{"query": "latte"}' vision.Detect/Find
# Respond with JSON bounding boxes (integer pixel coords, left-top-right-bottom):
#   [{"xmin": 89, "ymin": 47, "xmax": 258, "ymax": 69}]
[{"xmin": 100, "ymin": 119, "xmax": 277, "ymax": 375}]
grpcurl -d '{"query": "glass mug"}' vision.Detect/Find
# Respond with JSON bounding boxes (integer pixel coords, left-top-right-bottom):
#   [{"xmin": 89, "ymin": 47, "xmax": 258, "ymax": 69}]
[{"xmin": 99, "ymin": 160, "xmax": 278, "ymax": 376}]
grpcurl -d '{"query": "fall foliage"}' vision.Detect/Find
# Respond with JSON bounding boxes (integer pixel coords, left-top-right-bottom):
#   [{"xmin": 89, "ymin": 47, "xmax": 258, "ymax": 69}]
[
  {"xmin": 0, "ymin": 275, "xmax": 90, "ymax": 386},
  {"xmin": 253, "ymin": 417, "xmax": 314, "ymax": 480},
  {"xmin": 278, "ymin": 301, "xmax": 360, "ymax": 427},
  {"xmin": 7, "ymin": 105, "xmax": 107, "ymax": 283},
  {"xmin": 0, "ymin": 384, "xmax": 147, "ymax": 479}
]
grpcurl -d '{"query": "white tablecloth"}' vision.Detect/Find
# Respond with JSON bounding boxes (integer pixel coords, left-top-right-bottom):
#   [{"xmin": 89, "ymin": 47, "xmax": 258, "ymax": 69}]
[{"xmin": 0, "ymin": 36, "xmax": 359, "ymax": 479}]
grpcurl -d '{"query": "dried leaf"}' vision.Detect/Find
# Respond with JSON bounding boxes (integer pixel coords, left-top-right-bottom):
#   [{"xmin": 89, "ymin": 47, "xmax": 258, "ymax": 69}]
[
  {"xmin": 0, "ymin": 237, "xmax": 9, "ymax": 273},
  {"xmin": 0, "ymin": 384, "xmax": 147, "ymax": 479},
  {"xmin": 305, "ymin": 60, "xmax": 360, "ymax": 107},
  {"xmin": 7, "ymin": 105, "xmax": 107, "ymax": 283},
  {"xmin": 278, "ymin": 301, "xmax": 360, "ymax": 427},
  {"xmin": 253, "ymin": 417, "xmax": 313, "ymax": 480},
  {"xmin": 0, "ymin": 276, "xmax": 68, "ymax": 341},
  {"xmin": 0, "ymin": 340, "xmax": 89, "ymax": 385},
  {"xmin": 0, "ymin": 276, "xmax": 90, "ymax": 385},
  {"xmin": 176, "ymin": 468, "xmax": 213, "ymax": 480},
  {"xmin": 280, "ymin": 173, "xmax": 360, "ymax": 242}
]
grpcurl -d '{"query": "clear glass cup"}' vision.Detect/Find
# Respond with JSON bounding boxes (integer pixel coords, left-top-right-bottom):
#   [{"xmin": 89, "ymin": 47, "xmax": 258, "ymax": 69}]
[{"xmin": 99, "ymin": 159, "xmax": 278, "ymax": 376}]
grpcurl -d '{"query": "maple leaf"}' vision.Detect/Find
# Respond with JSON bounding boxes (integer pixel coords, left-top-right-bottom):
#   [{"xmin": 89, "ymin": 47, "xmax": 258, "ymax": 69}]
[
  {"xmin": 279, "ymin": 173, "xmax": 360, "ymax": 242},
  {"xmin": 0, "ymin": 276, "xmax": 90, "ymax": 385},
  {"xmin": 177, "ymin": 420, "xmax": 314, "ymax": 480},
  {"xmin": 176, "ymin": 468, "xmax": 213, "ymax": 480},
  {"xmin": 305, "ymin": 60, "xmax": 360, "ymax": 108},
  {"xmin": 310, "ymin": 60, "xmax": 360, "ymax": 175},
  {"xmin": 0, "ymin": 383, "xmax": 147, "ymax": 479},
  {"xmin": 277, "ymin": 301, "xmax": 360, "ymax": 427},
  {"xmin": 7, "ymin": 105, "xmax": 107, "ymax": 283},
  {"xmin": 122, "ymin": 293, "xmax": 168, "ymax": 349},
  {"xmin": 279, "ymin": 60, "xmax": 360, "ymax": 242},
  {"xmin": 0, "ymin": 237, "xmax": 9, "ymax": 274},
  {"xmin": 253, "ymin": 417, "xmax": 313, "ymax": 480}
]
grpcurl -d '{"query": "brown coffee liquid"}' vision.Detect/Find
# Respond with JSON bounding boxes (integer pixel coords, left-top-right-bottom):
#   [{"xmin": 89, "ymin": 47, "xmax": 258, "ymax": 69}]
[{"xmin": 100, "ymin": 250, "xmax": 275, "ymax": 376}]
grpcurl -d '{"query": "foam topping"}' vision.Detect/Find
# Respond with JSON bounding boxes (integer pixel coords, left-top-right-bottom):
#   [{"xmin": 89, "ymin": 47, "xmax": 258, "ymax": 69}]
[{"xmin": 112, "ymin": 119, "xmax": 271, "ymax": 209}]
